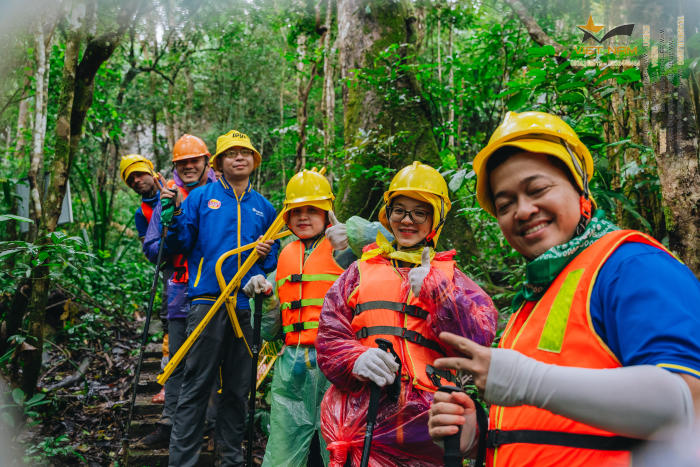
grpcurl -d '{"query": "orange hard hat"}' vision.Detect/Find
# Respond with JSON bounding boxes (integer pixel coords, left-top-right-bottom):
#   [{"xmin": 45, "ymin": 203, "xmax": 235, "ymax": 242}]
[{"xmin": 172, "ymin": 134, "xmax": 210, "ymax": 163}]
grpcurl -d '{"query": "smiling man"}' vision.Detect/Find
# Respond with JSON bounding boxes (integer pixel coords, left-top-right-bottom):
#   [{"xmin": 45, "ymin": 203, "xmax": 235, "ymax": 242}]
[
  {"xmin": 428, "ymin": 111, "xmax": 700, "ymax": 467},
  {"xmin": 161, "ymin": 129, "xmax": 279, "ymax": 466},
  {"xmin": 137, "ymin": 134, "xmax": 217, "ymax": 449},
  {"xmin": 119, "ymin": 153, "xmax": 158, "ymax": 242}
]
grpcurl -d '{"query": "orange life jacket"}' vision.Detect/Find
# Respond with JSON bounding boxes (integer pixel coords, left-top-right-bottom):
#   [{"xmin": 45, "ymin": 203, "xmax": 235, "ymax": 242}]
[
  {"xmin": 487, "ymin": 230, "xmax": 672, "ymax": 467},
  {"xmin": 141, "ymin": 201, "xmax": 154, "ymax": 224},
  {"xmin": 348, "ymin": 251, "xmax": 456, "ymax": 392},
  {"xmin": 167, "ymin": 180, "xmax": 190, "ymax": 284},
  {"xmin": 276, "ymin": 237, "xmax": 345, "ymax": 346}
]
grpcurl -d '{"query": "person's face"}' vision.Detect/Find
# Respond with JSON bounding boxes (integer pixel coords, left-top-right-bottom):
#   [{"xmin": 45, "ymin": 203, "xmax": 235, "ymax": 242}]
[
  {"xmin": 288, "ymin": 205, "xmax": 327, "ymax": 239},
  {"xmin": 388, "ymin": 195, "xmax": 433, "ymax": 248},
  {"xmin": 175, "ymin": 156, "xmax": 207, "ymax": 185},
  {"xmin": 126, "ymin": 171, "xmax": 156, "ymax": 196},
  {"xmin": 220, "ymin": 146, "xmax": 255, "ymax": 181},
  {"xmin": 490, "ymin": 152, "xmax": 581, "ymax": 260}
]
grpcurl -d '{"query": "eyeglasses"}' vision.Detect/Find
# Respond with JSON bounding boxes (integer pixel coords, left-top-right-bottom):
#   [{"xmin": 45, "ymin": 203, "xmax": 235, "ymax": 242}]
[
  {"xmin": 223, "ymin": 148, "xmax": 254, "ymax": 158},
  {"xmin": 387, "ymin": 206, "xmax": 431, "ymax": 224}
]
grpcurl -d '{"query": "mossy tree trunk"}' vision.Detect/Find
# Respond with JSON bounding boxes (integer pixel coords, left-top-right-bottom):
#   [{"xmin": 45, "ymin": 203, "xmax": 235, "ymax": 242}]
[
  {"xmin": 335, "ymin": 0, "xmax": 438, "ymax": 220},
  {"xmin": 648, "ymin": 73, "xmax": 700, "ymax": 277},
  {"xmin": 334, "ymin": 0, "xmax": 478, "ymax": 257}
]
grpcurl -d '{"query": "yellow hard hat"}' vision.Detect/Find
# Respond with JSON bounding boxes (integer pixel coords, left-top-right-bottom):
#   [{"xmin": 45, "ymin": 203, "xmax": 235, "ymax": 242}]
[
  {"xmin": 283, "ymin": 167, "xmax": 334, "ymax": 223},
  {"xmin": 378, "ymin": 161, "xmax": 451, "ymax": 245},
  {"xmin": 473, "ymin": 111, "xmax": 595, "ymax": 217},
  {"xmin": 120, "ymin": 154, "xmax": 154, "ymax": 184},
  {"xmin": 211, "ymin": 130, "xmax": 261, "ymax": 170}
]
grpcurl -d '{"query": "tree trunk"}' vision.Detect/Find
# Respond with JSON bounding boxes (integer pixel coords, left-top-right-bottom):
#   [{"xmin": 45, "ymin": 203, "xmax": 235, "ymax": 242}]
[
  {"xmin": 295, "ymin": 33, "xmax": 319, "ymax": 172},
  {"xmin": 321, "ymin": 0, "xmax": 336, "ymax": 169},
  {"xmin": 447, "ymin": 14, "xmax": 454, "ymax": 150},
  {"xmin": 27, "ymin": 21, "xmax": 48, "ymax": 242},
  {"xmin": 648, "ymin": 75, "xmax": 700, "ymax": 276},
  {"xmin": 336, "ymin": 0, "xmax": 438, "ymax": 220},
  {"xmin": 334, "ymin": 0, "xmax": 476, "ymax": 255}
]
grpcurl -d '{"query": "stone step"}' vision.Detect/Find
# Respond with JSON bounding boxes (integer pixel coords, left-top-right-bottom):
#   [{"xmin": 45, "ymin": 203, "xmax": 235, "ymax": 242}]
[
  {"xmin": 133, "ymin": 394, "xmax": 164, "ymax": 417},
  {"xmin": 136, "ymin": 377, "xmax": 163, "ymax": 395},
  {"xmin": 140, "ymin": 358, "xmax": 162, "ymax": 372}
]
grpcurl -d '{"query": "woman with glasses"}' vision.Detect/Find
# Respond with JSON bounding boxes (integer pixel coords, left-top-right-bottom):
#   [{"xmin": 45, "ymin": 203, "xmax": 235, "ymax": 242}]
[{"xmin": 315, "ymin": 162, "xmax": 498, "ymax": 466}]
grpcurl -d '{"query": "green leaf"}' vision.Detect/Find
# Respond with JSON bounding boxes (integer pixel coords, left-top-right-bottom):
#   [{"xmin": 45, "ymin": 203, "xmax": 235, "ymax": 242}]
[
  {"xmin": 449, "ymin": 169, "xmax": 467, "ymax": 192},
  {"xmin": 0, "ymin": 214, "xmax": 33, "ymax": 224},
  {"xmin": 12, "ymin": 388, "xmax": 25, "ymax": 405},
  {"xmin": 527, "ymin": 45, "xmax": 556, "ymax": 57},
  {"xmin": 506, "ymin": 90, "xmax": 529, "ymax": 109},
  {"xmin": 557, "ymin": 92, "xmax": 585, "ymax": 104}
]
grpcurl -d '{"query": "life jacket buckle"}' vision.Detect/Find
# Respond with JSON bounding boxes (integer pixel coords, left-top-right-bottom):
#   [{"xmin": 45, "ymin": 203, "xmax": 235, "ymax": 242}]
[{"xmin": 290, "ymin": 274, "xmax": 303, "ymax": 283}]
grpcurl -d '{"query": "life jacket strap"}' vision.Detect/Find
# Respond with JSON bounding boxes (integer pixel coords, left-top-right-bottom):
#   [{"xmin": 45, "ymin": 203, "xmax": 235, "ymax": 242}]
[
  {"xmin": 486, "ymin": 429, "xmax": 646, "ymax": 451},
  {"xmin": 282, "ymin": 321, "xmax": 319, "ymax": 333},
  {"xmin": 355, "ymin": 326, "xmax": 445, "ymax": 355},
  {"xmin": 281, "ymin": 298, "xmax": 324, "ymax": 311},
  {"xmin": 352, "ymin": 300, "xmax": 429, "ymax": 319}
]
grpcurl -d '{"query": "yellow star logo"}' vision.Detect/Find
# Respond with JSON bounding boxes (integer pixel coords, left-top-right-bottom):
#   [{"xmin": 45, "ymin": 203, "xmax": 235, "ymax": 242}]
[{"xmin": 578, "ymin": 15, "xmax": 604, "ymax": 34}]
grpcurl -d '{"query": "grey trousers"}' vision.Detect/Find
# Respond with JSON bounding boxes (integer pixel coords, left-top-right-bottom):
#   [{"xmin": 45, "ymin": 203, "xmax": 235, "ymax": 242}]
[
  {"xmin": 168, "ymin": 303, "xmax": 253, "ymax": 467},
  {"xmin": 162, "ymin": 317, "xmax": 220, "ymax": 427},
  {"xmin": 162, "ymin": 317, "xmax": 186, "ymax": 425}
]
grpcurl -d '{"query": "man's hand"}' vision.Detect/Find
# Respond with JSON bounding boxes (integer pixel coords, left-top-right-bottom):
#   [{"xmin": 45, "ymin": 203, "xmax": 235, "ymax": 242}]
[
  {"xmin": 255, "ymin": 236, "xmax": 274, "ymax": 259},
  {"xmin": 325, "ymin": 210, "xmax": 349, "ymax": 251},
  {"xmin": 429, "ymin": 390, "xmax": 478, "ymax": 454},
  {"xmin": 242, "ymin": 274, "xmax": 273, "ymax": 297},
  {"xmin": 408, "ymin": 247, "xmax": 431, "ymax": 297},
  {"xmin": 158, "ymin": 176, "xmax": 183, "ymax": 209},
  {"xmin": 434, "ymin": 332, "xmax": 492, "ymax": 391}
]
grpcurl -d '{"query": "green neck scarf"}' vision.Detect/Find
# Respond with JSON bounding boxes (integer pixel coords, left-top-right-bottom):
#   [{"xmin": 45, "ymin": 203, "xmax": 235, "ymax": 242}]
[{"xmin": 512, "ymin": 210, "xmax": 618, "ymax": 312}]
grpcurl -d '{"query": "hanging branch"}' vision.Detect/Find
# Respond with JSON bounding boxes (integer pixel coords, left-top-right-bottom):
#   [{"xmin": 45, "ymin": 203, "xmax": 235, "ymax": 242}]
[{"xmin": 503, "ymin": 0, "xmax": 563, "ymax": 54}]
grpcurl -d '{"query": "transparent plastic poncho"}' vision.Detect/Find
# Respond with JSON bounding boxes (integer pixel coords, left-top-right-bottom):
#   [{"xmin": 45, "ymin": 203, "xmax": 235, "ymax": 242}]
[{"xmin": 316, "ymin": 250, "xmax": 498, "ymax": 466}]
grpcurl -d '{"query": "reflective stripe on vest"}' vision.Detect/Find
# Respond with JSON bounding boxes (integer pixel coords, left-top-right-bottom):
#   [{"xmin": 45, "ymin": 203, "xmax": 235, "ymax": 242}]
[
  {"xmin": 487, "ymin": 230, "xmax": 672, "ymax": 467},
  {"xmin": 349, "ymin": 254, "xmax": 456, "ymax": 391},
  {"xmin": 276, "ymin": 237, "xmax": 344, "ymax": 346}
]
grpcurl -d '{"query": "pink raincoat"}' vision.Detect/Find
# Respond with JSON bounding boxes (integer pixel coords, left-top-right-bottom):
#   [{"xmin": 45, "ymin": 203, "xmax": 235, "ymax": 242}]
[{"xmin": 316, "ymin": 247, "xmax": 497, "ymax": 466}]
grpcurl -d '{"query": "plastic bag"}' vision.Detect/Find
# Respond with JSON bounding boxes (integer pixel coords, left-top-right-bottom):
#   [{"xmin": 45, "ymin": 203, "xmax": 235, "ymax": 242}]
[
  {"xmin": 262, "ymin": 346, "xmax": 331, "ymax": 466},
  {"xmin": 346, "ymin": 216, "xmax": 394, "ymax": 259}
]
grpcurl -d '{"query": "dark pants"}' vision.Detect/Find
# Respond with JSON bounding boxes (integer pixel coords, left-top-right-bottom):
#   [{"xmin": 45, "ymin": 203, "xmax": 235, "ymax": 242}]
[
  {"xmin": 162, "ymin": 317, "xmax": 186, "ymax": 425},
  {"xmin": 169, "ymin": 303, "xmax": 253, "ymax": 467}
]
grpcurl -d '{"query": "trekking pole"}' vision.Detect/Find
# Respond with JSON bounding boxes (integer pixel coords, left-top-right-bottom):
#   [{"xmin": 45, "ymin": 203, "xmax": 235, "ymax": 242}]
[
  {"xmin": 123, "ymin": 208, "xmax": 170, "ymax": 450},
  {"xmin": 246, "ymin": 293, "xmax": 264, "ymax": 467},
  {"xmin": 436, "ymin": 385, "xmax": 464, "ymax": 467},
  {"xmin": 360, "ymin": 338, "xmax": 401, "ymax": 467}
]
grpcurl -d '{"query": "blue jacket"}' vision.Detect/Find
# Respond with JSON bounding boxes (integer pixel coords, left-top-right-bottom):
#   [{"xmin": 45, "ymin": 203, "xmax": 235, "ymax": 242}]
[
  {"xmin": 164, "ymin": 178, "xmax": 279, "ymax": 309},
  {"xmin": 134, "ymin": 192, "xmax": 160, "ymax": 239}
]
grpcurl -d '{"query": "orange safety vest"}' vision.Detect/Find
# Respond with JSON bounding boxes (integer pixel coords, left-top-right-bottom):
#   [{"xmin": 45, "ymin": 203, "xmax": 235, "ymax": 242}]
[
  {"xmin": 276, "ymin": 237, "xmax": 345, "ymax": 346},
  {"xmin": 487, "ymin": 230, "xmax": 672, "ymax": 467},
  {"xmin": 348, "ymin": 252, "xmax": 456, "ymax": 392},
  {"xmin": 167, "ymin": 180, "xmax": 190, "ymax": 284}
]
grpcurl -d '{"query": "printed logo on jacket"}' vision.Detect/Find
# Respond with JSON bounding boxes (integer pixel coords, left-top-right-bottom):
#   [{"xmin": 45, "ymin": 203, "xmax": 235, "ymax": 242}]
[{"xmin": 208, "ymin": 199, "xmax": 221, "ymax": 209}]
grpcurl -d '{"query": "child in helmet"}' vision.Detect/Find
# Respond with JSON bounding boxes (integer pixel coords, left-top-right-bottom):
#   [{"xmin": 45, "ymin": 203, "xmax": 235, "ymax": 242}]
[
  {"xmin": 242, "ymin": 168, "xmax": 356, "ymax": 467},
  {"xmin": 315, "ymin": 162, "xmax": 498, "ymax": 466}
]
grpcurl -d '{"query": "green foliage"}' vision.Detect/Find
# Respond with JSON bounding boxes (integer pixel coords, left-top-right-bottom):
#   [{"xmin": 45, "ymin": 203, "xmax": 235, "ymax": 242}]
[{"xmin": 23, "ymin": 434, "xmax": 86, "ymax": 465}]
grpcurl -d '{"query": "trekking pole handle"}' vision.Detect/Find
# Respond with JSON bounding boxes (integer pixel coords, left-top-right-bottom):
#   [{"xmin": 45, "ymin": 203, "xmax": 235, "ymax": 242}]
[{"xmin": 437, "ymin": 385, "xmax": 464, "ymax": 467}]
